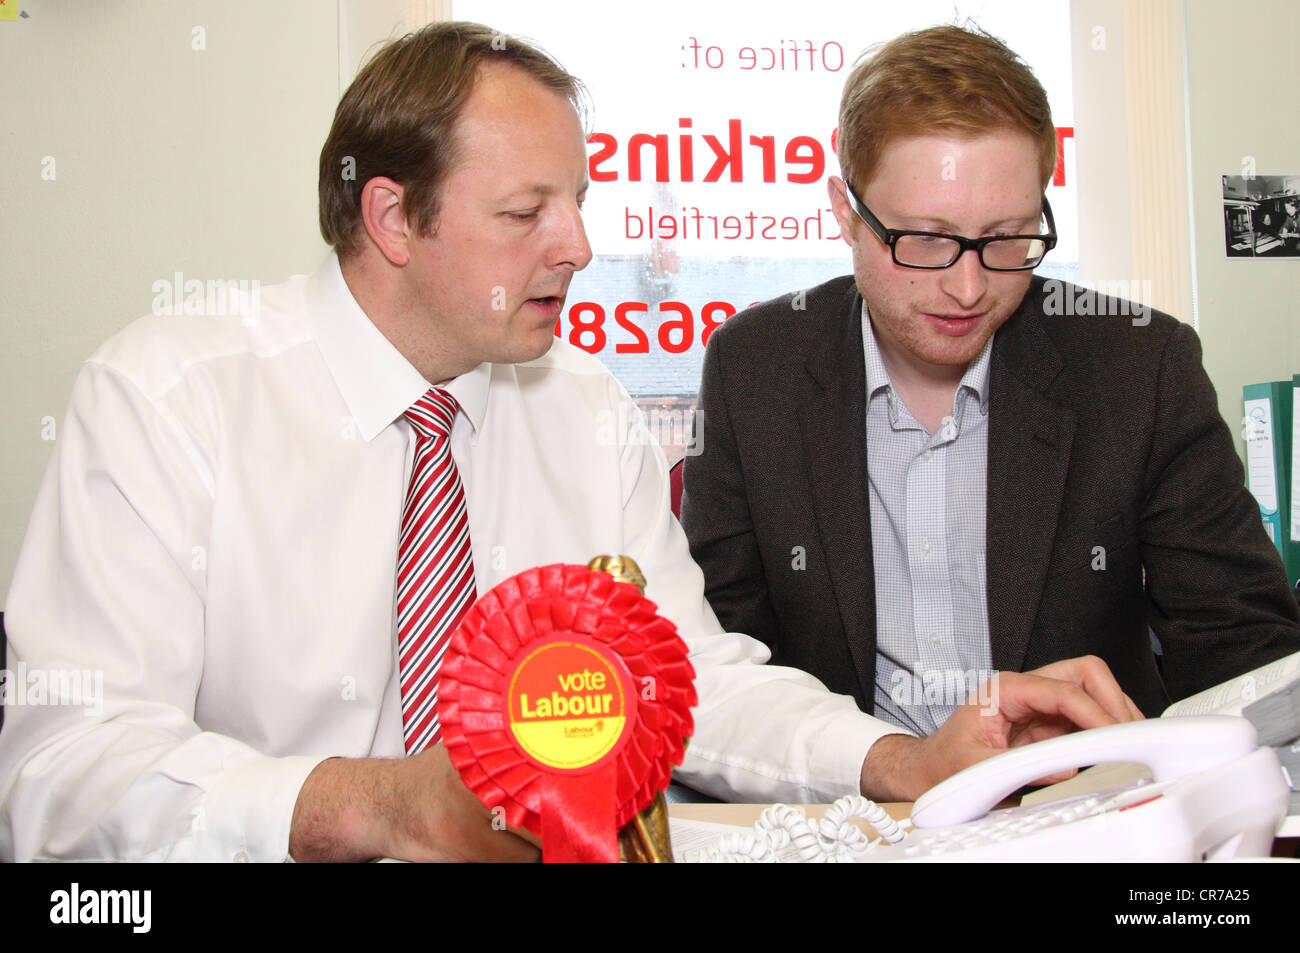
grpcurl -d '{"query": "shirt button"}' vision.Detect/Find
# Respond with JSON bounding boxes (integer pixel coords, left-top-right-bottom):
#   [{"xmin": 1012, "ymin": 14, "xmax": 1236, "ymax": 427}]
[
  {"xmin": 930, "ymin": 634, "xmax": 940, "ymax": 644},
  {"xmin": 923, "ymin": 449, "xmax": 933, "ymax": 461},
  {"xmin": 233, "ymin": 849, "xmax": 251, "ymax": 863},
  {"xmin": 921, "ymin": 540, "xmax": 932, "ymax": 555}
]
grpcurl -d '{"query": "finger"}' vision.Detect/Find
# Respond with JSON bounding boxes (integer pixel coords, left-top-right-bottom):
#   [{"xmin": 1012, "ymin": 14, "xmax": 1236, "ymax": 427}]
[
  {"xmin": 1123, "ymin": 693, "xmax": 1145, "ymax": 722},
  {"xmin": 1026, "ymin": 656, "xmax": 1129, "ymax": 718},
  {"xmin": 1026, "ymin": 655, "xmax": 1133, "ymax": 724},
  {"xmin": 455, "ymin": 806, "xmax": 540, "ymax": 862},
  {"xmin": 1007, "ymin": 719, "xmax": 1081, "ymax": 748},
  {"xmin": 512, "ymin": 824, "xmax": 542, "ymax": 850},
  {"xmin": 993, "ymin": 670, "xmax": 1121, "ymax": 733},
  {"xmin": 488, "ymin": 828, "xmax": 543, "ymax": 862},
  {"xmin": 1026, "ymin": 767, "xmax": 1079, "ymax": 787}
]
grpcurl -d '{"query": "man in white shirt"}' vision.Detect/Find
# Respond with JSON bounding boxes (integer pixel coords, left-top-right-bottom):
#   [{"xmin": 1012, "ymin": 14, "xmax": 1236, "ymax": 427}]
[{"xmin": 0, "ymin": 22, "xmax": 1137, "ymax": 862}]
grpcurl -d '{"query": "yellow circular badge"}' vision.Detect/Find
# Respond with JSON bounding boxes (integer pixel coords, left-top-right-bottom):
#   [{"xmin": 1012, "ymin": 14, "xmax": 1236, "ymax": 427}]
[{"xmin": 505, "ymin": 638, "xmax": 637, "ymax": 772}]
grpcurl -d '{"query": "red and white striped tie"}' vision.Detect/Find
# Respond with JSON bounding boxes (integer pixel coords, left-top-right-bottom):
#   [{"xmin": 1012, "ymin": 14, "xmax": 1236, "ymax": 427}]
[{"xmin": 397, "ymin": 387, "xmax": 476, "ymax": 754}]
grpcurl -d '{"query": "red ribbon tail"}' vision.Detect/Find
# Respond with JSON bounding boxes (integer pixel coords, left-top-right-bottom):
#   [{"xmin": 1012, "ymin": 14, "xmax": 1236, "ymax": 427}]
[{"xmin": 540, "ymin": 766, "xmax": 618, "ymax": 862}]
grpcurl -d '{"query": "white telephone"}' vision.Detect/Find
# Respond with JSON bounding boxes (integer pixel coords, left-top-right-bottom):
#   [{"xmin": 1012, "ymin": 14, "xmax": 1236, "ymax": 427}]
[
  {"xmin": 862, "ymin": 715, "xmax": 1289, "ymax": 862},
  {"xmin": 684, "ymin": 715, "xmax": 1289, "ymax": 862}
]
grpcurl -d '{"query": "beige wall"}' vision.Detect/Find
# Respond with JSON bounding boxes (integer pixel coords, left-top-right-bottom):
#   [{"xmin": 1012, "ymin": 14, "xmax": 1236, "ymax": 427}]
[
  {"xmin": 0, "ymin": 2, "xmax": 339, "ymax": 604},
  {"xmin": 1184, "ymin": 0, "xmax": 1300, "ymax": 457},
  {"xmin": 1071, "ymin": 0, "xmax": 1137, "ymax": 297},
  {"xmin": 1071, "ymin": 0, "xmax": 1195, "ymax": 328},
  {"xmin": 1066, "ymin": 0, "xmax": 1298, "ymax": 465}
]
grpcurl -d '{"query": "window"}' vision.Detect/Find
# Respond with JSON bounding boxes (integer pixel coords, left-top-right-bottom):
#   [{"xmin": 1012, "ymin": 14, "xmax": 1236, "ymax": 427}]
[{"xmin": 451, "ymin": 0, "xmax": 1079, "ymax": 465}]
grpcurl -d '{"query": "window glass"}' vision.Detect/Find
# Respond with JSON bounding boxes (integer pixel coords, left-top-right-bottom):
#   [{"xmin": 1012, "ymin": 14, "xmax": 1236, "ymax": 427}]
[{"xmin": 454, "ymin": 0, "xmax": 1078, "ymax": 465}]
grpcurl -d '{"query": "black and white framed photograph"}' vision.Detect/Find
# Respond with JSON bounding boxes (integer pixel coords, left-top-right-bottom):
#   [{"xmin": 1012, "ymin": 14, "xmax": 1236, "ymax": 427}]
[{"xmin": 1223, "ymin": 173, "xmax": 1300, "ymax": 258}]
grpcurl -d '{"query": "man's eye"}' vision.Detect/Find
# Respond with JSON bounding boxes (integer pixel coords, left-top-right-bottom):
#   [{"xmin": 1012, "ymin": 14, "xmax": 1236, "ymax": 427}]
[{"xmin": 505, "ymin": 210, "xmax": 539, "ymax": 221}]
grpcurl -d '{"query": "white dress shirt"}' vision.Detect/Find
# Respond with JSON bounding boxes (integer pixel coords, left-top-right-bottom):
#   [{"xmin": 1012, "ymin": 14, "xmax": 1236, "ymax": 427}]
[{"xmin": 0, "ymin": 255, "xmax": 890, "ymax": 861}]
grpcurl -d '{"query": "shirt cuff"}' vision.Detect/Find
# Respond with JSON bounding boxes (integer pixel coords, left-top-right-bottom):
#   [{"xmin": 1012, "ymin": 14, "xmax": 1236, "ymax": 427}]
[
  {"xmin": 188, "ymin": 753, "xmax": 330, "ymax": 862},
  {"xmin": 809, "ymin": 710, "xmax": 914, "ymax": 800}
]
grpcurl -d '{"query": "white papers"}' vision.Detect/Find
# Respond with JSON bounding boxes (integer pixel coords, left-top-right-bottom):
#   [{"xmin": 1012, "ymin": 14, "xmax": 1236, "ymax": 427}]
[
  {"xmin": 1244, "ymin": 397, "xmax": 1278, "ymax": 515},
  {"xmin": 1292, "ymin": 381, "xmax": 1300, "ymax": 542},
  {"xmin": 1163, "ymin": 650, "xmax": 1300, "ymax": 718}
]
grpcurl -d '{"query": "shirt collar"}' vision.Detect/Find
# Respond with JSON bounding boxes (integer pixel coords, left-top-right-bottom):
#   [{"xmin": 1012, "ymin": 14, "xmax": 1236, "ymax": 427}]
[
  {"xmin": 861, "ymin": 300, "xmax": 892, "ymax": 401},
  {"xmin": 860, "ymin": 300, "xmax": 993, "ymax": 415},
  {"xmin": 961, "ymin": 330, "xmax": 993, "ymax": 414},
  {"xmin": 306, "ymin": 252, "xmax": 490, "ymax": 442}
]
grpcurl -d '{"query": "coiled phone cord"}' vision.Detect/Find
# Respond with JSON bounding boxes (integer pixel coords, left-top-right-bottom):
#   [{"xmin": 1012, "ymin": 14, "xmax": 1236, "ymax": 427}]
[{"xmin": 689, "ymin": 795, "xmax": 910, "ymax": 862}]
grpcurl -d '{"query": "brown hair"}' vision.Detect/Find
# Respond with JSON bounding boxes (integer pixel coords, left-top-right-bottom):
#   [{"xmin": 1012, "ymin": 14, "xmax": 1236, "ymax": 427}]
[
  {"xmin": 837, "ymin": 25, "xmax": 1056, "ymax": 192},
  {"xmin": 318, "ymin": 21, "xmax": 586, "ymax": 258}
]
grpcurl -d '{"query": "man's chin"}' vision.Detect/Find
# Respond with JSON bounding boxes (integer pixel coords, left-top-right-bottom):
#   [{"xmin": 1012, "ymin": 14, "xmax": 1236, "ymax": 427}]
[
  {"xmin": 502, "ymin": 331, "xmax": 557, "ymax": 366},
  {"xmin": 529, "ymin": 334, "xmax": 557, "ymax": 361},
  {"xmin": 912, "ymin": 328, "xmax": 996, "ymax": 369}
]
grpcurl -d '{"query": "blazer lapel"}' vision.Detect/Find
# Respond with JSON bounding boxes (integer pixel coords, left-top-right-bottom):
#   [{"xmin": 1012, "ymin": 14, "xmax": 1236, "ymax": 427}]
[
  {"xmin": 986, "ymin": 291, "xmax": 1077, "ymax": 673},
  {"xmin": 796, "ymin": 284, "xmax": 878, "ymax": 704}
]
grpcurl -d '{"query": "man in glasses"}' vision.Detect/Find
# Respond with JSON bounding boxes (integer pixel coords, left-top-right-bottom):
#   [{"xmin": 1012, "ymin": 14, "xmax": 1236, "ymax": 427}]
[{"xmin": 682, "ymin": 25, "xmax": 1300, "ymax": 783}]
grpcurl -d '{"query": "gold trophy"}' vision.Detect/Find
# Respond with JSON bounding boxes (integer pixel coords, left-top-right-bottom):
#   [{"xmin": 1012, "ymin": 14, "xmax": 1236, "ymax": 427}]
[{"xmin": 588, "ymin": 555, "xmax": 677, "ymax": 863}]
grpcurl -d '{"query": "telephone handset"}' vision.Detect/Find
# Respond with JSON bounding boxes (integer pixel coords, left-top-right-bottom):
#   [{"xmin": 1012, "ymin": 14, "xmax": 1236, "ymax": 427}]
[
  {"xmin": 913, "ymin": 715, "xmax": 1259, "ymax": 826},
  {"xmin": 684, "ymin": 715, "xmax": 1289, "ymax": 862},
  {"xmin": 864, "ymin": 715, "xmax": 1289, "ymax": 862}
]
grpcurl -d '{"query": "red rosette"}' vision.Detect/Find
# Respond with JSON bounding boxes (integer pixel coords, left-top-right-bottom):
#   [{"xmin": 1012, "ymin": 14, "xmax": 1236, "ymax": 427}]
[{"xmin": 438, "ymin": 564, "xmax": 696, "ymax": 861}]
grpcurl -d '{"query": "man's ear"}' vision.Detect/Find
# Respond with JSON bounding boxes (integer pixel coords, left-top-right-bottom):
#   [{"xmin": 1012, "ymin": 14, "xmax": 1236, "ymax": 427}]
[
  {"xmin": 359, "ymin": 177, "xmax": 411, "ymax": 266},
  {"xmin": 827, "ymin": 176, "xmax": 857, "ymax": 249}
]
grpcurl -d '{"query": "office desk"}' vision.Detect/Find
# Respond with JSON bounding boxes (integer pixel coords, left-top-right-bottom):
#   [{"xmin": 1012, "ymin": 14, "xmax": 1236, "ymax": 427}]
[{"xmin": 669, "ymin": 800, "xmax": 910, "ymax": 838}]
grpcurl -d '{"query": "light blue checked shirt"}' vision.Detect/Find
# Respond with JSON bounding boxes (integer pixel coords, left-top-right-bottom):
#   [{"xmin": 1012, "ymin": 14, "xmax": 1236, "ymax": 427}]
[{"xmin": 862, "ymin": 304, "xmax": 996, "ymax": 734}]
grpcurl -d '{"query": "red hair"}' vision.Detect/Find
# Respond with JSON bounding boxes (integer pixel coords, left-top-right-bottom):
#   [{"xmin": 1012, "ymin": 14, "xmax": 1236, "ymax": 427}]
[{"xmin": 837, "ymin": 25, "xmax": 1056, "ymax": 191}]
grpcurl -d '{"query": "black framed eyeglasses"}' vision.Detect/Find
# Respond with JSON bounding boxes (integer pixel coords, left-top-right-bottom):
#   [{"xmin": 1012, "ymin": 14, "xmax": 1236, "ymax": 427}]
[{"xmin": 842, "ymin": 180, "xmax": 1057, "ymax": 271}]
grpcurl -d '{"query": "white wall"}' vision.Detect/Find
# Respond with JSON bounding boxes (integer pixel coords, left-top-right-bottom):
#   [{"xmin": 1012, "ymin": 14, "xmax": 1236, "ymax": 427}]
[{"xmin": 0, "ymin": 2, "xmax": 339, "ymax": 604}]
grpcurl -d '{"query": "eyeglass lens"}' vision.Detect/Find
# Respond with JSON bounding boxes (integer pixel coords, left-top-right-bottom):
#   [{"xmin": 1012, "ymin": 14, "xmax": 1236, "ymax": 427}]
[{"xmin": 894, "ymin": 234, "xmax": 1047, "ymax": 270}]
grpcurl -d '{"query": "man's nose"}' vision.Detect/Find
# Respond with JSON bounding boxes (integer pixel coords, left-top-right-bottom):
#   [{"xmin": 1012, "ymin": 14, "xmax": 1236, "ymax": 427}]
[
  {"xmin": 553, "ymin": 203, "xmax": 593, "ymax": 272},
  {"xmin": 939, "ymin": 246, "xmax": 988, "ymax": 309}
]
